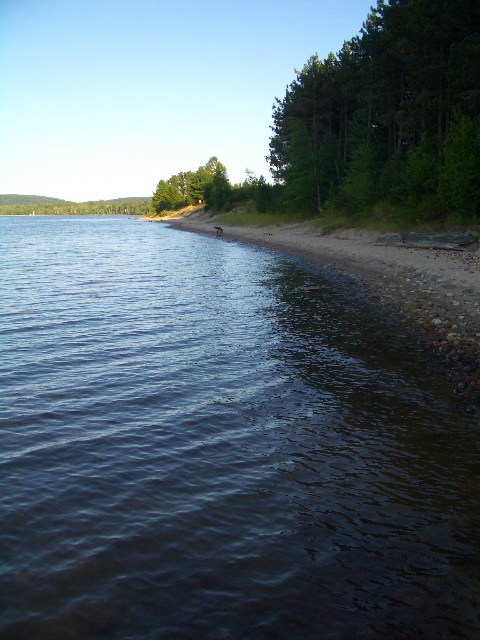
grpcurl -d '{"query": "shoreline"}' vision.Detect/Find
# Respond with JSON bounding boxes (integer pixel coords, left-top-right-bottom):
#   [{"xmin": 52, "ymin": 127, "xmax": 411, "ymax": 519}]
[{"xmin": 145, "ymin": 211, "xmax": 480, "ymax": 411}]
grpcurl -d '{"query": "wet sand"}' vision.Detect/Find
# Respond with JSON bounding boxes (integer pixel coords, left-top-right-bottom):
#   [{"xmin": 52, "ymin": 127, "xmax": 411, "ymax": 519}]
[{"xmin": 145, "ymin": 210, "xmax": 480, "ymax": 407}]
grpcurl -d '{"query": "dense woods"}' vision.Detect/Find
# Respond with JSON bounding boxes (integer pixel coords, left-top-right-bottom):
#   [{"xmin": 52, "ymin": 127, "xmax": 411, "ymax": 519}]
[
  {"xmin": 150, "ymin": 158, "xmax": 279, "ymax": 216},
  {"xmin": 151, "ymin": 0, "xmax": 479, "ymax": 225},
  {"xmin": 0, "ymin": 197, "xmax": 150, "ymax": 216},
  {"xmin": 268, "ymin": 0, "xmax": 480, "ymax": 223},
  {"xmin": 150, "ymin": 157, "xmax": 234, "ymax": 214}
]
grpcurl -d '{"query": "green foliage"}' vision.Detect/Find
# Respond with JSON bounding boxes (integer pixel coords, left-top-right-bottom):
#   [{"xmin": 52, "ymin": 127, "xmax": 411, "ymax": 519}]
[
  {"xmin": 438, "ymin": 113, "xmax": 480, "ymax": 218},
  {"xmin": 339, "ymin": 142, "xmax": 376, "ymax": 214},
  {"xmin": 168, "ymin": 172, "xmax": 192, "ymax": 200},
  {"xmin": 150, "ymin": 180, "xmax": 185, "ymax": 214},
  {"xmin": 0, "ymin": 194, "xmax": 71, "ymax": 206},
  {"xmin": 402, "ymin": 134, "xmax": 439, "ymax": 212},
  {"xmin": 187, "ymin": 167, "xmax": 211, "ymax": 204},
  {"xmin": 150, "ymin": 157, "xmax": 238, "ymax": 214},
  {"xmin": 228, "ymin": 172, "xmax": 281, "ymax": 214},
  {"xmin": 378, "ymin": 153, "xmax": 406, "ymax": 203},
  {"xmin": 267, "ymin": 0, "xmax": 480, "ymax": 224},
  {"xmin": 204, "ymin": 162, "xmax": 231, "ymax": 211},
  {"xmin": 215, "ymin": 209, "xmax": 313, "ymax": 228},
  {"xmin": 0, "ymin": 198, "xmax": 151, "ymax": 216},
  {"xmin": 281, "ymin": 120, "xmax": 322, "ymax": 213},
  {"xmin": 253, "ymin": 176, "xmax": 274, "ymax": 213}
]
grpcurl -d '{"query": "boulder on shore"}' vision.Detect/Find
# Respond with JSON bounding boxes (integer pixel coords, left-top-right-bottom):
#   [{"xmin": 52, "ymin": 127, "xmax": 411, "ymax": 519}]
[{"xmin": 373, "ymin": 232, "xmax": 476, "ymax": 251}]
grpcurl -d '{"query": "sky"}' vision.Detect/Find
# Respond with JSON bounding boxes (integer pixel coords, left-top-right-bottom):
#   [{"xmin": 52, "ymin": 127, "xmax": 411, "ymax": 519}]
[{"xmin": 0, "ymin": 0, "xmax": 374, "ymax": 202}]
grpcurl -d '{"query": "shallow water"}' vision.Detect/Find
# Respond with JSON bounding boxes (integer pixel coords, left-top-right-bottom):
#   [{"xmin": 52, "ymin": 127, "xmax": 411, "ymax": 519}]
[{"xmin": 1, "ymin": 216, "xmax": 479, "ymax": 639}]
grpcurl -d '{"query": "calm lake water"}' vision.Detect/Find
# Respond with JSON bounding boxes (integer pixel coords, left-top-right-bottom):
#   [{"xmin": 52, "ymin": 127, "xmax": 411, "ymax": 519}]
[{"xmin": 1, "ymin": 216, "xmax": 479, "ymax": 639}]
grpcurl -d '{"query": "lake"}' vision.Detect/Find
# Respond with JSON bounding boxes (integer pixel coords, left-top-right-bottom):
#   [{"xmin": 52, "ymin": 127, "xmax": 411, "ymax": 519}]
[{"xmin": 1, "ymin": 216, "xmax": 479, "ymax": 639}]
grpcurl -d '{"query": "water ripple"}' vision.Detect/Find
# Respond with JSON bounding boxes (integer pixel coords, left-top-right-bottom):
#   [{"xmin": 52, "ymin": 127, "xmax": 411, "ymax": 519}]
[{"xmin": 1, "ymin": 216, "xmax": 479, "ymax": 639}]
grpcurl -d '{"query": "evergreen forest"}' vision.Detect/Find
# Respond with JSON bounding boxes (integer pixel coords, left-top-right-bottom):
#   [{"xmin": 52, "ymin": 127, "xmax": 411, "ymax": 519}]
[
  {"xmin": 0, "ymin": 197, "xmax": 151, "ymax": 217},
  {"xmin": 151, "ymin": 0, "xmax": 480, "ymax": 226}
]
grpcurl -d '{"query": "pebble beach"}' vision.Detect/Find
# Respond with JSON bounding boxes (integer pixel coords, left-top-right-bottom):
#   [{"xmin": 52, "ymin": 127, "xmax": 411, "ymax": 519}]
[{"xmin": 146, "ymin": 210, "xmax": 480, "ymax": 411}]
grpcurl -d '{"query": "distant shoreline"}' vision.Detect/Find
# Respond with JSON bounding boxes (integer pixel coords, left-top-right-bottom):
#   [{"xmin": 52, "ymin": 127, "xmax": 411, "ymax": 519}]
[{"xmin": 0, "ymin": 215, "xmax": 104, "ymax": 218}]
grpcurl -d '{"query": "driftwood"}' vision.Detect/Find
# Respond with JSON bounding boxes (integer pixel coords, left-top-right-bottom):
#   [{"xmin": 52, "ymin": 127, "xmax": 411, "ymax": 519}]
[{"xmin": 373, "ymin": 232, "xmax": 476, "ymax": 251}]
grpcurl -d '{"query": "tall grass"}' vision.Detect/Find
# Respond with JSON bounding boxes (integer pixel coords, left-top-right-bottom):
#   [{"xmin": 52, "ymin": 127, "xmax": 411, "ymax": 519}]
[
  {"xmin": 151, "ymin": 201, "xmax": 479, "ymax": 234},
  {"xmin": 215, "ymin": 210, "xmax": 314, "ymax": 227},
  {"xmin": 312, "ymin": 205, "xmax": 480, "ymax": 234}
]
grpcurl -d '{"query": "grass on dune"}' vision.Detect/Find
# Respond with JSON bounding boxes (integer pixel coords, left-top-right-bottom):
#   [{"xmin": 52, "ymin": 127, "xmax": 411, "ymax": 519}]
[
  {"xmin": 214, "ymin": 210, "xmax": 314, "ymax": 227},
  {"xmin": 150, "ymin": 200, "xmax": 479, "ymax": 236}
]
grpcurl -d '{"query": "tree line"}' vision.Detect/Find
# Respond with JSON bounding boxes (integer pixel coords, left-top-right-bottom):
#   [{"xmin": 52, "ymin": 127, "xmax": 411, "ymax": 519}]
[
  {"xmin": 0, "ymin": 198, "xmax": 151, "ymax": 216},
  {"xmin": 268, "ymin": 0, "xmax": 480, "ymax": 222},
  {"xmin": 153, "ymin": 0, "xmax": 479, "ymax": 224},
  {"xmin": 150, "ymin": 156, "xmax": 279, "ymax": 215},
  {"xmin": 0, "ymin": 195, "xmax": 69, "ymax": 206},
  {"xmin": 151, "ymin": 157, "xmax": 275, "ymax": 214}
]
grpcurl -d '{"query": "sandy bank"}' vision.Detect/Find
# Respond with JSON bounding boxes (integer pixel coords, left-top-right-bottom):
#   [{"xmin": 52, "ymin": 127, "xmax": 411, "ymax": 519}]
[{"xmin": 145, "ymin": 210, "xmax": 480, "ymax": 408}]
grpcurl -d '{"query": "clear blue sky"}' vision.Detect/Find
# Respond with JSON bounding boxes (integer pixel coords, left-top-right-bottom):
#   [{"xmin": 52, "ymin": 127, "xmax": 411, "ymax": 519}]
[{"xmin": 1, "ymin": 0, "xmax": 374, "ymax": 202}]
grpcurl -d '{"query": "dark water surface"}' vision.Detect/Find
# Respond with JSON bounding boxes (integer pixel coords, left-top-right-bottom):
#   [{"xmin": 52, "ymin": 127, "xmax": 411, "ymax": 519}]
[{"xmin": 1, "ymin": 216, "xmax": 479, "ymax": 639}]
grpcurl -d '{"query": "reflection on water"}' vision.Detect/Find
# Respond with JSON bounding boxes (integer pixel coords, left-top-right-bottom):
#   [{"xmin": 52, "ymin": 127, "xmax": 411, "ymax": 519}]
[{"xmin": 1, "ymin": 216, "xmax": 479, "ymax": 639}]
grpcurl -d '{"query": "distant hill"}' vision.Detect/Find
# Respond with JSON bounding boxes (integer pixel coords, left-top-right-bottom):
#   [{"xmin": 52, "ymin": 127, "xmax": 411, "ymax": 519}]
[
  {"xmin": 85, "ymin": 197, "xmax": 151, "ymax": 204},
  {"xmin": 0, "ymin": 194, "xmax": 72, "ymax": 205},
  {"xmin": 0, "ymin": 194, "xmax": 150, "ymax": 205},
  {"xmin": 0, "ymin": 194, "xmax": 152, "ymax": 216}
]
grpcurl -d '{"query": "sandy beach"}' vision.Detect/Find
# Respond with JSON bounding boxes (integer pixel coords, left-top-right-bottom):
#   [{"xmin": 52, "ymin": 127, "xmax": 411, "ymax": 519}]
[{"xmin": 145, "ymin": 210, "xmax": 480, "ymax": 408}]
